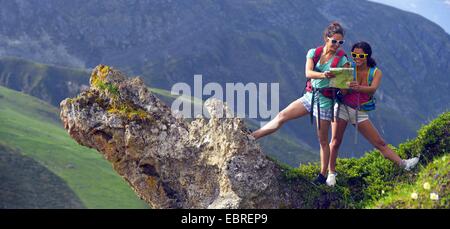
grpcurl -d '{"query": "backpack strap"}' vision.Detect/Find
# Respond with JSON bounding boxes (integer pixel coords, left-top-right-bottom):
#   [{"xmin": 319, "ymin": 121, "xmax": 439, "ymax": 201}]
[
  {"xmin": 316, "ymin": 92, "xmax": 321, "ymax": 129},
  {"xmin": 313, "ymin": 47, "xmax": 346, "ymax": 68},
  {"xmin": 310, "ymin": 89, "xmax": 315, "ymax": 125},
  {"xmin": 331, "ymin": 49, "xmax": 346, "ymax": 68},
  {"xmin": 351, "ymin": 62, "xmax": 357, "ymax": 80},
  {"xmin": 303, "ymin": 46, "xmax": 324, "ymax": 95},
  {"xmin": 367, "ymin": 67, "xmax": 378, "ymax": 86},
  {"xmin": 313, "ymin": 46, "xmax": 324, "ymax": 66},
  {"xmin": 336, "ymin": 102, "xmax": 341, "ymax": 122}
]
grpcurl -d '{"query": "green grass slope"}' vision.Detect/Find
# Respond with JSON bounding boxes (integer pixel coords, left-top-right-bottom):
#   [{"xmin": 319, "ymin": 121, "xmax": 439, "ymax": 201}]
[
  {"xmin": 0, "ymin": 86, "xmax": 148, "ymax": 208},
  {"xmin": 283, "ymin": 111, "xmax": 449, "ymax": 209},
  {"xmin": 371, "ymin": 154, "xmax": 448, "ymax": 209}
]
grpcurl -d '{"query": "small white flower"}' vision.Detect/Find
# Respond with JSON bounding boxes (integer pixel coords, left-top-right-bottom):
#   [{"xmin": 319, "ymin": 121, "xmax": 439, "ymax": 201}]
[
  {"xmin": 423, "ymin": 182, "xmax": 431, "ymax": 190},
  {"xmin": 411, "ymin": 192, "xmax": 418, "ymax": 200},
  {"xmin": 381, "ymin": 190, "xmax": 385, "ymax": 194},
  {"xmin": 430, "ymin": 192, "xmax": 439, "ymax": 201}
]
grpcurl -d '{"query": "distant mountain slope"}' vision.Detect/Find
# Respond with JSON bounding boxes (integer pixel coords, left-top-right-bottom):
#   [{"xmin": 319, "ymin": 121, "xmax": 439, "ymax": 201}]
[
  {"xmin": 368, "ymin": 0, "xmax": 450, "ymax": 34},
  {"xmin": 0, "ymin": 57, "xmax": 89, "ymax": 107},
  {"xmin": 0, "ymin": 0, "xmax": 448, "ymax": 155},
  {"xmin": 0, "ymin": 85, "xmax": 148, "ymax": 208}
]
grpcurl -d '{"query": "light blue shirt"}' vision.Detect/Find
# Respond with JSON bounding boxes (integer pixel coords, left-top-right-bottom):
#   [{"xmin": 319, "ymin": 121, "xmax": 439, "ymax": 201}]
[{"xmin": 303, "ymin": 48, "xmax": 349, "ymax": 109}]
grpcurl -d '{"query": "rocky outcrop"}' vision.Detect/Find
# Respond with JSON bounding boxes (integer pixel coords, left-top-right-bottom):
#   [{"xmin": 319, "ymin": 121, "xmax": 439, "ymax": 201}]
[{"xmin": 60, "ymin": 65, "xmax": 309, "ymax": 209}]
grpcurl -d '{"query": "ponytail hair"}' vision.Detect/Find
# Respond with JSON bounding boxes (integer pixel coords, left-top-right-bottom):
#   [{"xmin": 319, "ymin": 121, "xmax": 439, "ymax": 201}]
[
  {"xmin": 351, "ymin": 41, "xmax": 377, "ymax": 68},
  {"xmin": 323, "ymin": 21, "xmax": 345, "ymax": 41},
  {"xmin": 367, "ymin": 57, "xmax": 377, "ymax": 68}
]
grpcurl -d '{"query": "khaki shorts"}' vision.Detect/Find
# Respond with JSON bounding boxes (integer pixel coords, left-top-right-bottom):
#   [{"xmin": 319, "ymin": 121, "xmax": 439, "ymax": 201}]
[{"xmin": 334, "ymin": 103, "xmax": 369, "ymax": 124}]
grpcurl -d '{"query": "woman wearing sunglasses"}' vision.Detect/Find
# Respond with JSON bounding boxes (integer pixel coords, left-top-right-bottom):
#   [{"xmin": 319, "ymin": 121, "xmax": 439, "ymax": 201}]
[
  {"xmin": 326, "ymin": 41, "xmax": 420, "ymax": 187},
  {"xmin": 251, "ymin": 21, "xmax": 349, "ymax": 184}
]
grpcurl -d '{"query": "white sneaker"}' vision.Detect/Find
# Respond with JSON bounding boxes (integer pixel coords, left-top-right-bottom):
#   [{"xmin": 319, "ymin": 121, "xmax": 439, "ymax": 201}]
[
  {"xmin": 403, "ymin": 157, "xmax": 420, "ymax": 171},
  {"xmin": 326, "ymin": 173, "xmax": 336, "ymax": 187}
]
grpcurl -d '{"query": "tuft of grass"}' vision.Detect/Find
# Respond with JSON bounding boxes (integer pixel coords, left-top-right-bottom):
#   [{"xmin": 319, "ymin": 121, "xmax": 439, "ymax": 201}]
[
  {"xmin": 91, "ymin": 65, "xmax": 120, "ymax": 99},
  {"xmin": 91, "ymin": 65, "xmax": 110, "ymax": 90}
]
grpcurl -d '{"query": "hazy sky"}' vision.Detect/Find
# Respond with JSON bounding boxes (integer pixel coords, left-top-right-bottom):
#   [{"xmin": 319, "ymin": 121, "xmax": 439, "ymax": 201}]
[{"xmin": 368, "ymin": 0, "xmax": 450, "ymax": 34}]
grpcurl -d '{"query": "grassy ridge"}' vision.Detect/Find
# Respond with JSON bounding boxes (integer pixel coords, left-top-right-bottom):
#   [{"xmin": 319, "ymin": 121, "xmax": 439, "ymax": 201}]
[
  {"xmin": 0, "ymin": 86, "xmax": 148, "ymax": 208},
  {"xmin": 283, "ymin": 112, "xmax": 449, "ymax": 209}
]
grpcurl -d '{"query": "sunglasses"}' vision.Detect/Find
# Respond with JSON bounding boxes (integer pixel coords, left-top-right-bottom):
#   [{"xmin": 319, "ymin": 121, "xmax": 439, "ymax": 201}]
[
  {"xmin": 351, "ymin": 52, "xmax": 369, "ymax": 59},
  {"xmin": 327, "ymin": 37, "xmax": 345, "ymax": 45}
]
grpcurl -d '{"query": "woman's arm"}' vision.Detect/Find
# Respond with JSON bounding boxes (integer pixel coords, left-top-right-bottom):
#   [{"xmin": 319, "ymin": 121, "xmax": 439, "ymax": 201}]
[
  {"xmin": 349, "ymin": 69, "xmax": 382, "ymax": 95},
  {"xmin": 305, "ymin": 58, "xmax": 334, "ymax": 79}
]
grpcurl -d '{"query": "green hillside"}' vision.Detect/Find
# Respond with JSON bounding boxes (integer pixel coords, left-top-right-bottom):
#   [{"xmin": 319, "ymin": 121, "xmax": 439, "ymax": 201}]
[
  {"xmin": 372, "ymin": 154, "xmax": 448, "ymax": 208},
  {"xmin": 283, "ymin": 111, "xmax": 449, "ymax": 209},
  {"xmin": 0, "ymin": 85, "xmax": 148, "ymax": 208}
]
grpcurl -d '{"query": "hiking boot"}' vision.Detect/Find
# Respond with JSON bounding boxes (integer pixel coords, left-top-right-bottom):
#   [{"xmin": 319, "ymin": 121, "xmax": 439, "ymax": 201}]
[
  {"xmin": 313, "ymin": 173, "xmax": 327, "ymax": 185},
  {"xmin": 403, "ymin": 157, "xmax": 420, "ymax": 171},
  {"xmin": 326, "ymin": 173, "xmax": 337, "ymax": 187}
]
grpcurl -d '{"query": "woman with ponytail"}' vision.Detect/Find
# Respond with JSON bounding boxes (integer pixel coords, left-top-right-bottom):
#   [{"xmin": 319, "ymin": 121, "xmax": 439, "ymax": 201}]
[{"xmin": 326, "ymin": 41, "xmax": 420, "ymax": 187}]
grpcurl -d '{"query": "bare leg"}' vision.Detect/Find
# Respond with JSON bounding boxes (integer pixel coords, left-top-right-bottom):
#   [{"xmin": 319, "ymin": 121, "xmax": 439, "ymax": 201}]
[
  {"xmin": 357, "ymin": 120, "xmax": 403, "ymax": 165},
  {"xmin": 251, "ymin": 99, "xmax": 309, "ymax": 139},
  {"xmin": 329, "ymin": 118, "xmax": 348, "ymax": 173},
  {"xmin": 317, "ymin": 119, "xmax": 331, "ymax": 176}
]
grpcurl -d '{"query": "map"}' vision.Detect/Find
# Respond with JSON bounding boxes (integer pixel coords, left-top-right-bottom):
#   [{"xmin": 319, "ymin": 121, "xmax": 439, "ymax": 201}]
[{"xmin": 329, "ymin": 68, "xmax": 354, "ymax": 89}]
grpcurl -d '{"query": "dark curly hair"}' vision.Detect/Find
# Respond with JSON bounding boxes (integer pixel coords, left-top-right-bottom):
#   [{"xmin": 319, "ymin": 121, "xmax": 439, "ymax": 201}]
[{"xmin": 352, "ymin": 41, "xmax": 377, "ymax": 68}]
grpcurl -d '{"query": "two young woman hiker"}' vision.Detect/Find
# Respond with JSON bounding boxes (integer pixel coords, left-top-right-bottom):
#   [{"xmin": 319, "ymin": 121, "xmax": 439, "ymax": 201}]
[{"xmin": 250, "ymin": 22, "xmax": 419, "ymax": 186}]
